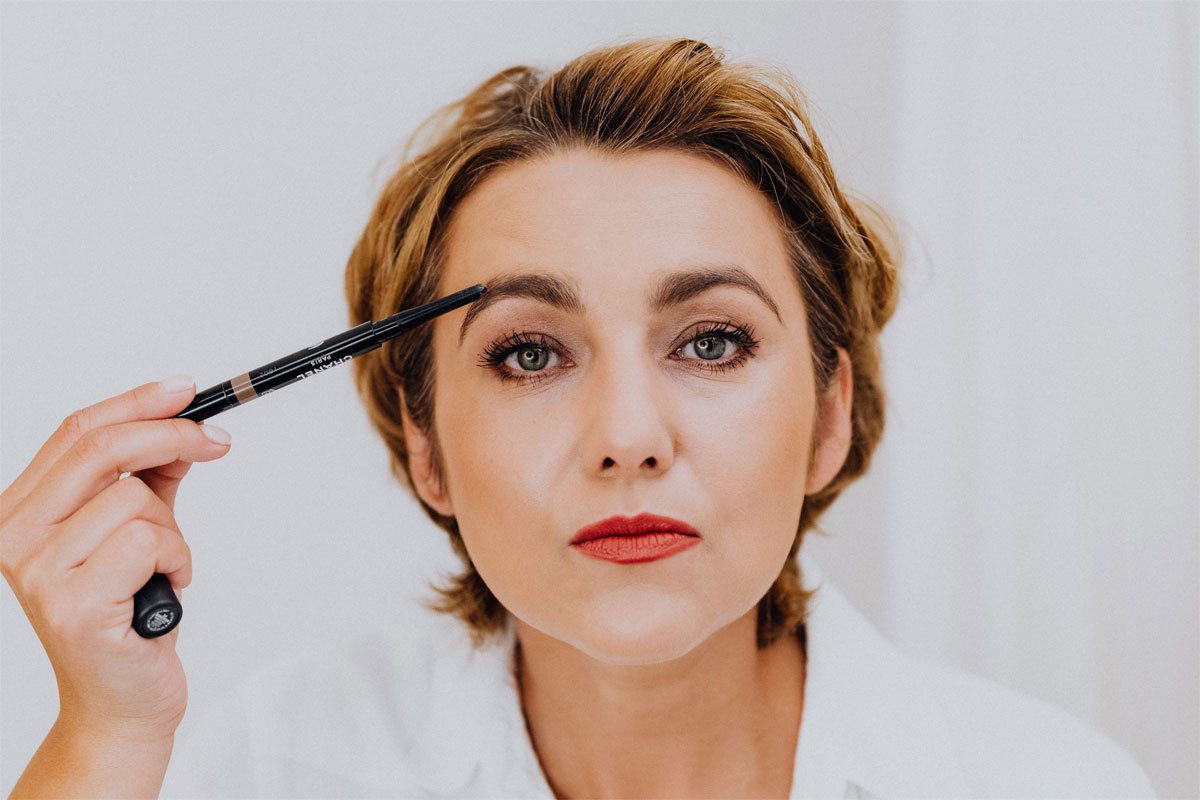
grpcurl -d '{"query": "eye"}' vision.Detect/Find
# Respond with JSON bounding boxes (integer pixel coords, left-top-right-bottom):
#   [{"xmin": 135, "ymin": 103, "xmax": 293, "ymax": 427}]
[
  {"xmin": 476, "ymin": 321, "xmax": 760, "ymax": 385},
  {"xmin": 673, "ymin": 321, "xmax": 760, "ymax": 375},
  {"xmin": 476, "ymin": 330, "xmax": 563, "ymax": 385}
]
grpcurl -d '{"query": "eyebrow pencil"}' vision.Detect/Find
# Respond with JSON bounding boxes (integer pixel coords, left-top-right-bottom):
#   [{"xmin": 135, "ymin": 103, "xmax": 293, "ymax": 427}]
[{"xmin": 131, "ymin": 283, "xmax": 487, "ymax": 639}]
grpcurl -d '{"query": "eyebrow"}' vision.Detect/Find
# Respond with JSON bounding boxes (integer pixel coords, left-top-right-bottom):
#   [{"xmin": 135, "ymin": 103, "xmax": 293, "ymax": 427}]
[{"xmin": 457, "ymin": 264, "xmax": 783, "ymax": 347}]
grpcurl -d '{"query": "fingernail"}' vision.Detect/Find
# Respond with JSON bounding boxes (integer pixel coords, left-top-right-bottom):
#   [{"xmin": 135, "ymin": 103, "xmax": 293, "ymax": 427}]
[
  {"xmin": 200, "ymin": 423, "xmax": 231, "ymax": 445},
  {"xmin": 159, "ymin": 374, "xmax": 195, "ymax": 393}
]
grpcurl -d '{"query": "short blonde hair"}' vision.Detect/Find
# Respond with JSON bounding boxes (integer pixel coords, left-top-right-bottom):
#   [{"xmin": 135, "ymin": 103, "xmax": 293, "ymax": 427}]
[{"xmin": 344, "ymin": 36, "xmax": 902, "ymax": 650}]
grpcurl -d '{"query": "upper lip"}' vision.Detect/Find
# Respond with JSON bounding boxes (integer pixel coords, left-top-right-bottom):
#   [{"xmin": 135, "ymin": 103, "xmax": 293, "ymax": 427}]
[{"xmin": 570, "ymin": 512, "xmax": 701, "ymax": 544}]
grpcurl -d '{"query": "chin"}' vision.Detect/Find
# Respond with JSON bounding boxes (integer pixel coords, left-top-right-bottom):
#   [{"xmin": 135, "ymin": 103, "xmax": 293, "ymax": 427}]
[
  {"xmin": 572, "ymin": 631, "xmax": 711, "ymax": 665},
  {"xmin": 552, "ymin": 587, "xmax": 728, "ymax": 665}
]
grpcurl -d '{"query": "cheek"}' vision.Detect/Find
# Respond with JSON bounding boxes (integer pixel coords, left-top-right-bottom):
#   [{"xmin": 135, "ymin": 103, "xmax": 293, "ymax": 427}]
[
  {"xmin": 687, "ymin": 368, "xmax": 812, "ymax": 597},
  {"xmin": 692, "ymin": 353, "xmax": 813, "ymax": 519},
  {"xmin": 433, "ymin": 395, "xmax": 567, "ymax": 583}
]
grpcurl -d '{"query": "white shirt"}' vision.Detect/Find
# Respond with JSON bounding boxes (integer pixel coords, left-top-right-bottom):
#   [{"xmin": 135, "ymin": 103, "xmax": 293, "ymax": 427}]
[{"xmin": 160, "ymin": 551, "xmax": 1157, "ymax": 798}]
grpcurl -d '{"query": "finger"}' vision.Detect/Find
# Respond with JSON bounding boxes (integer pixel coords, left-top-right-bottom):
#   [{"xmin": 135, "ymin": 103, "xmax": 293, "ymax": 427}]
[
  {"xmin": 16, "ymin": 416, "xmax": 231, "ymax": 528},
  {"xmin": 37, "ymin": 477, "xmax": 176, "ymax": 575},
  {"xmin": 1, "ymin": 376, "xmax": 198, "ymax": 515},
  {"xmin": 133, "ymin": 457, "xmax": 195, "ymax": 511},
  {"xmin": 71, "ymin": 520, "xmax": 193, "ymax": 610}
]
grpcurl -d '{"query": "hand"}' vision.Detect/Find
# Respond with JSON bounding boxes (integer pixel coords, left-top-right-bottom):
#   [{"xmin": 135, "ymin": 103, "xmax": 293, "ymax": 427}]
[{"xmin": 0, "ymin": 376, "xmax": 231, "ymax": 742}]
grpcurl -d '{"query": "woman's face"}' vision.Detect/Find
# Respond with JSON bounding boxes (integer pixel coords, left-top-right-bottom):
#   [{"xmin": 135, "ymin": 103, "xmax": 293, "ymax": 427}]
[{"xmin": 402, "ymin": 147, "xmax": 850, "ymax": 665}]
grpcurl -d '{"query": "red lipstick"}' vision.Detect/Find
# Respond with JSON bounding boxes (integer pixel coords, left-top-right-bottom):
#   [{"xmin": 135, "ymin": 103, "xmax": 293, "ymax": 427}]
[{"xmin": 570, "ymin": 513, "xmax": 701, "ymax": 564}]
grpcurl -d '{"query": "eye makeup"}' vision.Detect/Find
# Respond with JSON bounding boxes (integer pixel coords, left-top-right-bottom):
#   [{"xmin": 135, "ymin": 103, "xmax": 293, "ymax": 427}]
[{"xmin": 475, "ymin": 318, "xmax": 760, "ymax": 385}]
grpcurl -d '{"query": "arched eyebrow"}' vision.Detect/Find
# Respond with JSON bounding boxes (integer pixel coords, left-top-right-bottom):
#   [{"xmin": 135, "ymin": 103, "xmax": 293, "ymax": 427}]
[{"xmin": 457, "ymin": 264, "xmax": 782, "ymax": 348}]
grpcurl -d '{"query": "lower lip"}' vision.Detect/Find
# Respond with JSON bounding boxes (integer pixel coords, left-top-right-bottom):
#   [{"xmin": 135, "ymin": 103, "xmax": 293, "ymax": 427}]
[{"xmin": 571, "ymin": 532, "xmax": 700, "ymax": 564}]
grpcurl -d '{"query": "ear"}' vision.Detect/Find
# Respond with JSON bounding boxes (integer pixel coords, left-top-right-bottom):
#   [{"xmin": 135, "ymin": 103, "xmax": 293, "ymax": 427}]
[
  {"xmin": 399, "ymin": 389, "xmax": 455, "ymax": 517},
  {"xmin": 805, "ymin": 347, "xmax": 853, "ymax": 495}
]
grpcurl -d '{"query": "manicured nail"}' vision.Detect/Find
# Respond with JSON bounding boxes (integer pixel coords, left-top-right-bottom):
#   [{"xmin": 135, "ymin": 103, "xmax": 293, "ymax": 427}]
[
  {"xmin": 200, "ymin": 423, "xmax": 231, "ymax": 445},
  {"xmin": 159, "ymin": 374, "xmax": 195, "ymax": 393}
]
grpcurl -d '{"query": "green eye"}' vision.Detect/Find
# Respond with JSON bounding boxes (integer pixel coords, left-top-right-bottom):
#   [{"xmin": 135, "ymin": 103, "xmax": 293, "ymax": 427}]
[
  {"xmin": 515, "ymin": 347, "xmax": 551, "ymax": 371},
  {"xmin": 691, "ymin": 335, "xmax": 728, "ymax": 360}
]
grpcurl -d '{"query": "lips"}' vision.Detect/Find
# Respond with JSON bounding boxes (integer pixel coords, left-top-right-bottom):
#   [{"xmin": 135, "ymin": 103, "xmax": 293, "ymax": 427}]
[{"xmin": 570, "ymin": 512, "xmax": 701, "ymax": 545}]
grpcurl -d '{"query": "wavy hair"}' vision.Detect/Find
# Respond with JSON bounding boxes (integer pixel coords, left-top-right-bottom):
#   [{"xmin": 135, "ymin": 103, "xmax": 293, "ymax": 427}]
[{"xmin": 344, "ymin": 36, "xmax": 902, "ymax": 650}]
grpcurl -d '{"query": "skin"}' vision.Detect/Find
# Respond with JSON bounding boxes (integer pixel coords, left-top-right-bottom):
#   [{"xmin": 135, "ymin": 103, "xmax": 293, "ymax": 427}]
[{"xmin": 400, "ymin": 147, "xmax": 853, "ymax": 799}]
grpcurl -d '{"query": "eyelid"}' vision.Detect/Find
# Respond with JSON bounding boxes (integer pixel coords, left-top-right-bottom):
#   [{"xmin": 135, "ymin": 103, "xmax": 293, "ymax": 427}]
[{"xmin": 479, "ymin": 319, "xmax": 746, "ymax": 356}]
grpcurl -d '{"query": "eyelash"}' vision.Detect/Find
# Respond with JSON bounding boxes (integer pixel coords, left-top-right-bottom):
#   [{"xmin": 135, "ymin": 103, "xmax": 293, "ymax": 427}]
[{"xmin": 475, "ymin": 320, "xmax": 761, "ymax": 385}]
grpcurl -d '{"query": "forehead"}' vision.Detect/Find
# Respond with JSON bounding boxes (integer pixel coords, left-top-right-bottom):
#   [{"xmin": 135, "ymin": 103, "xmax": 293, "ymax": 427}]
[
  {"xmin": 441, "ymin": 147, "xmax": 792, "ymax": 290},
  {"xmin": 441, "ymin": 148, "xmax": 787, "ymax": 271}
]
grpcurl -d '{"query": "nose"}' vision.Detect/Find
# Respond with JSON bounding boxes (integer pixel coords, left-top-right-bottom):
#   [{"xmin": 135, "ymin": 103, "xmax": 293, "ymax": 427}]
[{"xmin": 580, "ymin": 346, "xmax": 676, "ymax": 481}]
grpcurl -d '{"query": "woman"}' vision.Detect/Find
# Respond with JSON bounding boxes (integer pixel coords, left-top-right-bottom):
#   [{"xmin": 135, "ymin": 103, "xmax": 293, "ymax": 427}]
[{"xmin": 3, "ymin": 37, "xmax": 1154, "ymax": 799}]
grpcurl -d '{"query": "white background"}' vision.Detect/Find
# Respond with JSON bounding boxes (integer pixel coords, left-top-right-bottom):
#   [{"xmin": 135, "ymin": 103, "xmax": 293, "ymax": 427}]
[{"xmin": 2, "ymin": 2, "xmax": 1196, "ymax": 797}]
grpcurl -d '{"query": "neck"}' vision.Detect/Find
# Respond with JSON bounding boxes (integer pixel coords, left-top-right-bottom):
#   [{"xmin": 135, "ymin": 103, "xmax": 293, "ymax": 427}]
[{"xmin": 514, "ymin": 609, "xmax": 807, "ymax": 799}]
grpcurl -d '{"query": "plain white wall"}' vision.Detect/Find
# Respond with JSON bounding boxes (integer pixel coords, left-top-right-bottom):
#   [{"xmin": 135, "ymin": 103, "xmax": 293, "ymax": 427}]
[{"xmin": 2, "ymin": 2, "xmax": 1196, "ymax": 797}]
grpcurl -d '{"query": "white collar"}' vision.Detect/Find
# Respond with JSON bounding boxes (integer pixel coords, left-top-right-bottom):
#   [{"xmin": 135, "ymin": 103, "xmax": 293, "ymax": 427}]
[
  {"xmin": 408, "ymin": 614, "xmax": 507, "ymax": 793},
  {"xmin": 792, "ymin": 549, "xmax": 972, "ymax": 799},
  {"xmin": 410, "ymin": 548, "xmax": 973, "ymax": 799}
]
